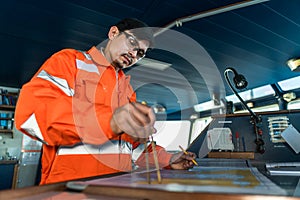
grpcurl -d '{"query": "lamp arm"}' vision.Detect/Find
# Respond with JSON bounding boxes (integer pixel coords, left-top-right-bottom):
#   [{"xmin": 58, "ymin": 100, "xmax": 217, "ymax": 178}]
[{"xmin": 224, "ymin": 69, "xmax": 261, "ymax": 123}]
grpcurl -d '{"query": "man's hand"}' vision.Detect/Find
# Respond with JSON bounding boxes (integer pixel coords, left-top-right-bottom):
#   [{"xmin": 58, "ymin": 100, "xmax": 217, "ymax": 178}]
[
  {"xmin": 110, "ymin": 102, "xmax": 156, "ymax": 143},
  {"xmin": 169, "ymin": 151, "xmax": 197, "ymax": 170}
]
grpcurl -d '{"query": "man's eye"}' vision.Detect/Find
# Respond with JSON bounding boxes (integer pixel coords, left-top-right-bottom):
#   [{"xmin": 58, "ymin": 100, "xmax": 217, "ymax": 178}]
[
  {"xmin": 137, "ymin": 50, "xmax": 145, "ymax": 57},
  {"xmin": 128, "ymin": 37, "xmax": 137, "ymax": 46}
]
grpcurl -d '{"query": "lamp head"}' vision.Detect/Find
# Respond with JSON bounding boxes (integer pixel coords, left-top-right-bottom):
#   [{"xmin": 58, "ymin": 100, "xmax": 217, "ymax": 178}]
[
  {"xmin": 225, "ymin": 67, "xmax": 248, "ymax": 90},
  {"xmin": 233, "ymin": 73, "xmax": 248, "ymax": 89}
]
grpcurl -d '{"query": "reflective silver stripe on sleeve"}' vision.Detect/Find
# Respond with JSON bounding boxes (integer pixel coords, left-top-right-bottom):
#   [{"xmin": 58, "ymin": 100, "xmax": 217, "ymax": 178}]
[
  {"xmin": 20, "ymin": 113, "xmax": 48, "ymax": 145},
  {"xmin": 37, "ymin": 70, "xmax": 74, "ymax": 96},
  {"xmin": 57, "ymin": 140, "xmax": 132, "ymax": 155},
  {"xmin": 131, "ymin": 142, "xmax": 150, "ymax": 162},
  {"xmin": 76, "ymin": 59, "xmax": 99, "ymax": 74}
]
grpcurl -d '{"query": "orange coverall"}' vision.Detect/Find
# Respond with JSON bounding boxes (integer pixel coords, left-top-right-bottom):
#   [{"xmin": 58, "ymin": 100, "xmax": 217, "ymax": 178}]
[{"xmin": 15, "ymin": 46, "xmax": 172, "ymax": 184}]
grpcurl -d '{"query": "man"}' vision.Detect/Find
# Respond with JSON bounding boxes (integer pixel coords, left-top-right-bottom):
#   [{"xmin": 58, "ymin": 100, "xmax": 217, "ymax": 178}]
[{"xmin": 15, "ymin": 18, "xmax": 196, "ymax": 184}]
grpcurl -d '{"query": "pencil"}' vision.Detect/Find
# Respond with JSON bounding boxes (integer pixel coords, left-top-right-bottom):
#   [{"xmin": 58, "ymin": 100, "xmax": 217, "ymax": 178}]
[{"xmin": 179, "ymin": 145, "xmax": 198, "ymax": 166}]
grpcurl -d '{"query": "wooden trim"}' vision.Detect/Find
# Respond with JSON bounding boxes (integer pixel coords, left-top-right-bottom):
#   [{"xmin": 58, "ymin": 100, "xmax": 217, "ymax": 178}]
[
  {"xmin": 208, "ymin": 151, "xmax": 255, "ymax": 159},
  {"xmin": 0, "ymin": 183, "xmax": 66, "ymax": 199},
  {"xmin": 0, "ymin": 129, "xmax": 13, "ymax": 133},
  {"xmin": 84, "ymin": 184, "xmax": 299, "ymax": 200},
  {"xmin": 0, "ymin": 105, "xmax": 15, "ymax": 111},
  {"xmin": 0, "ymin": 160, "xmax": 18, "ymax": 165},
  {"xmin": 0, "ymin": 178, "xmax": 299, "ymax": 199}
]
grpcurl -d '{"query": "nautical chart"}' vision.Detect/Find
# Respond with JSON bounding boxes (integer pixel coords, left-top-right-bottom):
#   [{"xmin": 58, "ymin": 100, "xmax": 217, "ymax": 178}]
[{"xmin": 78, "ymin": 166, "xmax": 287, "ymax": 196}]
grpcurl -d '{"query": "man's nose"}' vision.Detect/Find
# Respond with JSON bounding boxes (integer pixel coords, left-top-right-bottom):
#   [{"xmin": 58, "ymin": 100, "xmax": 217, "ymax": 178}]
[{"xmin": 128, "ymin": 49, "xmax": 138, "ymax": 59}]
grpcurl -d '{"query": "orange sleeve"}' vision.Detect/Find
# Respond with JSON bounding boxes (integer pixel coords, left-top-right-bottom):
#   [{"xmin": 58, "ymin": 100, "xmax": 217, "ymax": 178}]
[
  {"xmin": 135, "ymin": 143, "xmax": 172, "ymax": 169},
  {"xmin": 15, "ymin": 49, "xmax": 82, "ymax": 146}
]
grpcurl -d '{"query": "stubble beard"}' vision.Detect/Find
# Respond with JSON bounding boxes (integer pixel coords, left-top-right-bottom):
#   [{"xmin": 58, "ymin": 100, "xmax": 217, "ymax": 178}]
[{"xmin": 112, "ymin": 54, "xmax": 134, "ymax": 70}]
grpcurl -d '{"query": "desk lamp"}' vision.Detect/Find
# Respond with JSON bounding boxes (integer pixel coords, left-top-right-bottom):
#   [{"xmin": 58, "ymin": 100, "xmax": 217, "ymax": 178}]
[{"xmin": 224, "ymin": 67, "xmax": 265, "ymax": 154}]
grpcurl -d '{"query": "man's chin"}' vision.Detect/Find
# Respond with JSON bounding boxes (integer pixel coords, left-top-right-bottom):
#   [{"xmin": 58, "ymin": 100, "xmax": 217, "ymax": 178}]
[
  {"xmin": 112, "ymin": 60, "xmax": 135, "ymax": 69},
  {"xmin": 111, "ymin": 61, "xmax": 125, "ymax": 69}
]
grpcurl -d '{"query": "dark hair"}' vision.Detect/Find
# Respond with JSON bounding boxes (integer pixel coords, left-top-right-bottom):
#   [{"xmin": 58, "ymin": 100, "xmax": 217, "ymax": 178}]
[{"xmin": 114, "ymin": 18, "xmax": 154, "ymax": 47}]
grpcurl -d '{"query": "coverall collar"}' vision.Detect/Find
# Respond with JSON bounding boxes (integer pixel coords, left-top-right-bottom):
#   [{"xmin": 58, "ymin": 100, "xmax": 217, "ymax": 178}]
[
  {"xmin": 88, "ymin": 46, "xmax": 126, "ymax": 78},
  {"xmin": 88, "ymin": 46, "xmax": 111, "ymax": 67}
]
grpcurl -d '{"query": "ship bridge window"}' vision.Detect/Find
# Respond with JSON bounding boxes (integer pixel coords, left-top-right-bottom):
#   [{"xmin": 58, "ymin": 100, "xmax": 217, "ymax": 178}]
[
  {"xmin": 278, "ymin": 76, "xmax": 300, "ymax": 91},
  {"xmin": 225, "ymin": 85, "xmax": 275, "ymax": 104}
]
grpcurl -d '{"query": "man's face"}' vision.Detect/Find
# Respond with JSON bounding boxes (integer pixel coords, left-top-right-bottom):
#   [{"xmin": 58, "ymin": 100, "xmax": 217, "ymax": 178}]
[{"xmin": 108, "ymin": 30, "xmax": 150, "ymax": 69}]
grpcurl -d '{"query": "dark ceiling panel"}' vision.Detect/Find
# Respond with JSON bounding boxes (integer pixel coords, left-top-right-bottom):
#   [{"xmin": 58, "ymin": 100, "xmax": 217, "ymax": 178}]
[{"xmin": 1, "ymin": 0, "xmax": 299, "ymax": 117}]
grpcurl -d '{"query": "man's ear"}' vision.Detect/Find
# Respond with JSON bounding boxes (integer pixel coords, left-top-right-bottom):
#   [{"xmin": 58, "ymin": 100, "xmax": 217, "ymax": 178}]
[{"xmin": 108, "ymin": 26, "xmax": 120, "ymax": 40}]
